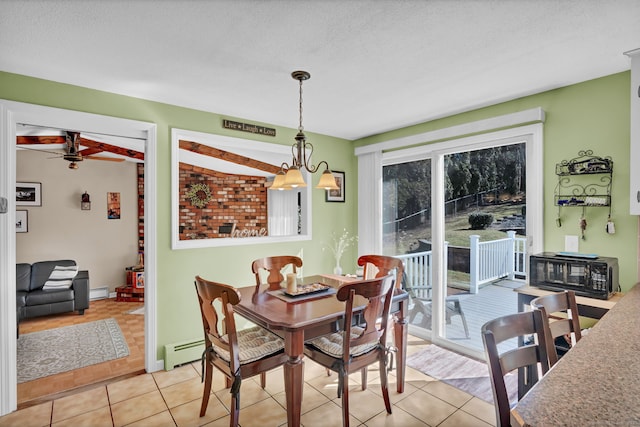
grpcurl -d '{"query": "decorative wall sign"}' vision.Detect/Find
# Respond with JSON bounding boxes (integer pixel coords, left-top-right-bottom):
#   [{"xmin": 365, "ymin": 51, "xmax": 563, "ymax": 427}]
[
  {"xmin": 16, "ymin": 210, "xmax": 28, "ymax": 233},
  {"xmin": 326, "ymin": 171, "xmax": 345, "ymax": 202},
  {"xmin": 16, "ymin": 182, "xmax": 41, "ymax": 206},
  {"xmin": 107, "ymin": 192, "xmax": 121, "ymax": 219},
  {"xmin": 222, "ymin": 119, "xmax": 276, "ymax": 137}
]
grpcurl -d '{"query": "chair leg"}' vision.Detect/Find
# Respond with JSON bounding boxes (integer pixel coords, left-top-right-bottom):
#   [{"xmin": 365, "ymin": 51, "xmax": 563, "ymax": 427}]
[
  {"xmin": 230, "ymin": 393, "xmax": 240, "ymax": 427},
  {"xmin": 379, "ymin": 354, "xmax": 392, "ymax": 414},
  {"xmin": 452, "ymin": 300, "xmax": 470, "ymax": 338},
  {"xmin": 361, "ymin": 367, "xmax": 367, "ymax": 390},
  {"xmin": 460, "ymin": 310, "xmax": 470, "ymax": 338},
  {"xmin": 199, "ymin": 363, "xmax": 213, "ymax": 417},
  {"xmin": 260, "ymin": 372, "xmax": 266, "ymax": 388},
  {"xmin": 341, "ymin": 373, "xmax": 350, "ymax": 427}
]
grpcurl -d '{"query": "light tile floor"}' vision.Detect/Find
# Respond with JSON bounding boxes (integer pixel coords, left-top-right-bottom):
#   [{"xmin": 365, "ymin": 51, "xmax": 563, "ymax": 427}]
[{"xmin": 0, "ymin": 337, "xmax": 497, "ymax": 426}]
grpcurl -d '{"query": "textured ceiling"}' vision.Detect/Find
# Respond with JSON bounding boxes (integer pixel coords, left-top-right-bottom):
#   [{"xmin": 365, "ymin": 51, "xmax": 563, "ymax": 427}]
[{"xmin": 1, "ymin": 0, "xmax": 639, "ymax": 140}]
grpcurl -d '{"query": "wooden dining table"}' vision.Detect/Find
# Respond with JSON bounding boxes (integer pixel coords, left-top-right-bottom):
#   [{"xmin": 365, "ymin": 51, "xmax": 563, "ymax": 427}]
[{"xmin": 233, "ymin": 274, "xmax": 409, "ymax": 427}]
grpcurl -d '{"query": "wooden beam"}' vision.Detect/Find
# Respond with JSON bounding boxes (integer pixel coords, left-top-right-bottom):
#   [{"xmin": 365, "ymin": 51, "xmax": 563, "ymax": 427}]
[
  {"xmin": 79, "ymin": 138, "xmax": 144, "ymax": 160},
  {"xmin": 179, "ymin": 139, "xmax": 280, "ymax": 174},
  {"xmin": 16, "ymin": 136, "xmax": 65, "ymax": 145},
  {"xmin": 16, "ymin": 135, "xmax": 144, "ymax": 160}
]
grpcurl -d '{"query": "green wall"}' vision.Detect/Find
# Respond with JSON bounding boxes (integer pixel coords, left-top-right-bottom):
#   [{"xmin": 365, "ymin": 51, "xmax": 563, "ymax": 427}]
[
  {"xmin": 3, "ymin": 70, "xmax": 637, "ymax": 363},
  {"xmin": 356, "ymin": 71, "xmax": 638, "ymax": 291},
  {"xmin": 0, "ymin": 71, "xmax": 357, "ymax": 361}
]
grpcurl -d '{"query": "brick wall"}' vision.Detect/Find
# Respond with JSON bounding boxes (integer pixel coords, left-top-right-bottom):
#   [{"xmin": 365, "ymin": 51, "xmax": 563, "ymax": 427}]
[
  {"xmin": 178, "ymin": 163, "xmax": 268, "ymax": 240},
  {"xmin": 137, "ymin": 163, "xmax": 144, "ymax": 252}
]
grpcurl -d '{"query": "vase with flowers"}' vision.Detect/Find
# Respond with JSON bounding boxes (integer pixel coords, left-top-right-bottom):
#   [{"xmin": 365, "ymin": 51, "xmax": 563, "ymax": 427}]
[{"xmin": 324, "ymin": 229, "xmax": 358, "ymax": 275}]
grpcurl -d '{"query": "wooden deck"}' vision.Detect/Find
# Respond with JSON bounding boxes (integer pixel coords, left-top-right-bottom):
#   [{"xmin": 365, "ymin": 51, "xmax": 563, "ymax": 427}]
[{"xmin": 407, "ymin": 278, "xmax": 522, "ymax": 353}]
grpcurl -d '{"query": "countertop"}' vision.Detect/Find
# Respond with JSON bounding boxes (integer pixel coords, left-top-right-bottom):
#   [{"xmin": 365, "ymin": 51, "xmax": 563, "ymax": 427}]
[{"xmin": 512, "ymin": 282, "xmax": 640, "ymax": 426}]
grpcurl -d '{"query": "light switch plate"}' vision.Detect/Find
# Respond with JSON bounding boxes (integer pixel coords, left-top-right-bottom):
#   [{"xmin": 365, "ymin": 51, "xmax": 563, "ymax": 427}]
[
  {"xmin": 0, "ymin": 197, "xmax": 7, "ymax": 214},
  {"xmin": 565, "ymin": 235, "xmax": 579, "ymax": 253}
]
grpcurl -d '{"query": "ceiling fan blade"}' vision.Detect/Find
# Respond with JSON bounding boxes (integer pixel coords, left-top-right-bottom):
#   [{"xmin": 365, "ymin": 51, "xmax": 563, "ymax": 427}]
[
  {"xmin": 18, "ymin": 145, "xmax": 65, "ymax": 156},
  {"xmin": 85, "ymin": 155, "xmax": 126, "ymax": 162}
]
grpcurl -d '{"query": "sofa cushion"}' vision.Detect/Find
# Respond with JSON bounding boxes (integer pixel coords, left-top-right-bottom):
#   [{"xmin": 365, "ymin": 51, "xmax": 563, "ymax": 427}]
[
  {"xmin": 42, "ymin": 265, "xmax": 78, "ymax": 290},
  {"xmin": 16, "ymin": 263, "xmax": 31, "ymax": 293},
  {"xmin": 16, "ymin": 291, "xmax": 28, "ymax": 308},
  {"xmin": 26, "ymin": 289, "xmax": 74, "ymax": 306},
  {"xmin": 30, "ymin": 260, "xmax": 77, "ymax": 291}
]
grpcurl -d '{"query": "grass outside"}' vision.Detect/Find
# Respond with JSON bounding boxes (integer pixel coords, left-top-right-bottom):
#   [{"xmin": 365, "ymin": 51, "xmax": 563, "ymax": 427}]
[{"xmin": 385, "ymin": 203, "xmax": 525, "ymax": 254}]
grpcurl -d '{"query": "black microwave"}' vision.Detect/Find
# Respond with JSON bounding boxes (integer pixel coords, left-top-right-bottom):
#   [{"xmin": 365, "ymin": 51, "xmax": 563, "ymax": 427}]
[{"xmin": 529, "ymin": 252, "xmax": 619, "ymax": 300}]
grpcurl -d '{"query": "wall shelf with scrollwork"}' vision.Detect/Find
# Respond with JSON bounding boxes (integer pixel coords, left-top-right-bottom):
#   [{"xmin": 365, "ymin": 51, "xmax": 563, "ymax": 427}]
[{"xmin": 554, "ymin": 150, "xmax": 613, "ymax": 208}]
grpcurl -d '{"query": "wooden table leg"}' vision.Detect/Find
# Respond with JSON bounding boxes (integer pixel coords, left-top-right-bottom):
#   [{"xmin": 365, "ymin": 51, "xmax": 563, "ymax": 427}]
[
  {"xmin": 393, "ymin": 299, "xmax": 408, "ymax": 393},
  {"xmin": 283, "ymin": 330, "xmax": 304, "ymax": 427}
]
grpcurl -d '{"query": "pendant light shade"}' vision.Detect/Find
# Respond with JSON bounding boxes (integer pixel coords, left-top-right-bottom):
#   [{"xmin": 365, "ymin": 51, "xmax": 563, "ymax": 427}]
[
  {"xmin": 316, "ymin": 169, "xmax": 340, "ymax": 190},
  {"xmin": 269, "ymin": 71, "xmax": 338, "ymax": 192},
  {"xmin": 283, "ymin": 166, "xmax": 307, "ymax": 188},
  {"xmin": 270, "ymin": 170, "xmax": 288, "ymax": 190}
]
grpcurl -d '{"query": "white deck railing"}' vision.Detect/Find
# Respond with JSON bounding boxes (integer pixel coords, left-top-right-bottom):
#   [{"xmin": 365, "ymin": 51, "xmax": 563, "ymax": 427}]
[{"xmin": 395, "ymin": 231, "xmax": 526, "ymax": 295}]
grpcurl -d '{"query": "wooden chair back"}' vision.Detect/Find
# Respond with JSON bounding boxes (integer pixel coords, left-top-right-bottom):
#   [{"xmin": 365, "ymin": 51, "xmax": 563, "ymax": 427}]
[
  {"xmin": 531, "ymin": 290, "xmax": 582, "ymax": 366},
  {"xmin": 481, "ymin": 310, "xmax": 551, "ymax": 427},
  {"xmin": 194, "ymin": 275, "xmax": 287, "ymax": 425},
  {"xmin": 194, "ymin": 276, "xmax": 242, "ymax": 373},
  {"xmin": 251, "ymin": 255, "xmax": 303, "ymax": 293},
  {"xmin": 357, "ymin": 254, "xmax": 404, "ymax": 289},
  {"xmin": 304, "ymin": 274, "xmax": 395, "ymax": 426},
  {"xmin": 337, "ymin": 274, "xmax": 396, "ymax": 361}
]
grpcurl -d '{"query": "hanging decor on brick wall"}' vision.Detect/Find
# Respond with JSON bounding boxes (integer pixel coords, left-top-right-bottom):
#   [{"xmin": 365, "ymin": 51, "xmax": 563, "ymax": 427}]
[{"xmin": 185, "ymin": 183, "xmax": 212, "ymax": 208}]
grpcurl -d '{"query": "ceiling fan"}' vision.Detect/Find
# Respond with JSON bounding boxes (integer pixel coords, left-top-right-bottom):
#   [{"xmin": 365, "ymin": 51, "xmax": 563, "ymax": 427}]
[
  {"xmin": 17, "ymin": 130, "xmax": 142, "ymax": 169},
  {"xmin": 58, "ymin": 131, "xmax": 126, "ymax": 169}
]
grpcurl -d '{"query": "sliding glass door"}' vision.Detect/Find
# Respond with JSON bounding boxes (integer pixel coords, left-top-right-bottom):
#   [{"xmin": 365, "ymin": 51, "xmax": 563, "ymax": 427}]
[
  {"xmin": 380, "ymin": 129, "xmax": 540, "ymax": 357},
  {"xmin": 382, "ymin": 158, "xmax": 433, "ymax": 335}
]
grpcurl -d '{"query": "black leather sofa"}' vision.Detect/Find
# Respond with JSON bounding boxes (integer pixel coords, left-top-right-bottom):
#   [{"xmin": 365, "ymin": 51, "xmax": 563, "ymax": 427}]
[{"xmin": 16, "ymin": 260, "xmax": 90, "ymax": 323}]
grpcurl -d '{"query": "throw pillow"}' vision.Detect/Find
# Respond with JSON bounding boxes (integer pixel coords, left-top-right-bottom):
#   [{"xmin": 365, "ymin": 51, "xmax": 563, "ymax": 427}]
[{"xmin": 42, "ymin": 265, "xmax": 78, "ymax": 290}]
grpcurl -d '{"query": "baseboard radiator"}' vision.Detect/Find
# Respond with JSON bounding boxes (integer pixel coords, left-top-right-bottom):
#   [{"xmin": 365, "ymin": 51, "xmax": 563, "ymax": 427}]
[
  {"xmin": 89, "ymin": 287, "xmax": 109, "ymax": 301},
  {"xmin": 164, "ymin": 339, "xmax": 205, "ymax": 370}
]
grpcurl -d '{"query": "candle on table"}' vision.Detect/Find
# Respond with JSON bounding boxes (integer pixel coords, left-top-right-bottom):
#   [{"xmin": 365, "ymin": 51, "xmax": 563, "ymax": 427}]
[{"xmin": 286, "ymin": 273, "xmax": 297, "ymax": 294}]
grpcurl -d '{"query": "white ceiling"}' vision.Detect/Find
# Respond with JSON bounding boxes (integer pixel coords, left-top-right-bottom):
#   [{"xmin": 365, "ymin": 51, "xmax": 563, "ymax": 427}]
[{"xmin": 1, "ymin": 0, "xmax": 639, "ymax": 141}]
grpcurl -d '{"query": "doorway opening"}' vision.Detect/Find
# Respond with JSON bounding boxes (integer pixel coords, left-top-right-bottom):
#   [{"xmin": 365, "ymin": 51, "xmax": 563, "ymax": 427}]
[{"xmin": 0, "ymin": 100, "xmax": 157, "ymax": 416}]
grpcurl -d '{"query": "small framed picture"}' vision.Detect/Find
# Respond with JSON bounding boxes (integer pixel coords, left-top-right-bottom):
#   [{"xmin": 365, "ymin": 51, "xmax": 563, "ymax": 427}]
[
  {"xmin": 107, "ymin": 192, "xmax": 121, "ymax": 219},
  {"xmin": 16, "ymin": 210, "xmax": 28, "ymax": 233},
  {"xmin": 16, "ymin": 182, "xmax": 42, "ymax": 206},
  {"xmin": 325, "ymin": 171, "xmax": 345, "ymax": 203}
]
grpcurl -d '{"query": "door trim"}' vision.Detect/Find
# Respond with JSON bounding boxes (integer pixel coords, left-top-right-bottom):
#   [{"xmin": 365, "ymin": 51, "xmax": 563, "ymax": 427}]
[{"xmin": 0, "ymin": 100, "xmax": 158, "ymax": 415}]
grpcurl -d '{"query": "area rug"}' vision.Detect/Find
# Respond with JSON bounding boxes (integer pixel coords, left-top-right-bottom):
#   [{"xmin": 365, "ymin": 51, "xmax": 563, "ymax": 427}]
[
  {"xmin": 406, "ymin": 344, "xmax": 517, "ymax": 404},
  {"xmin": 126, "ymin": 306, "xmax": 145, "ymax": 315},
  {"xmin": 17, "ymin": 318, "xmax": 129, "ymax": 383}
]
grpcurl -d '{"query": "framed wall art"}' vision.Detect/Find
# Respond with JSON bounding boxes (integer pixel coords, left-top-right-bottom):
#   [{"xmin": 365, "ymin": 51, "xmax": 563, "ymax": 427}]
[
  {"xmin": 107, "ymin": 192, "xmax": 121, "ymax": 219},
  {"xmin": 326, "ymin": 171, "xmax": 345, "ymax": 202},
  {"xmin": 16, "ymin": 182, "xmax": 41, "ymax": 206},
  {"xmin": 16, "ymin": 210, "xmax": 28, "ymax": 233}
]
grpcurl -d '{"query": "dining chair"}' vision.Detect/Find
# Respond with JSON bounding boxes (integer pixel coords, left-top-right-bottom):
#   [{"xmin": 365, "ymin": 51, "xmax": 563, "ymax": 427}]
[
  {"xmin": 194, "ymin": 276, "xmax": 288, "ymax": 425},
  {"xmin": 481, "ymin": 309, "xmax": 551, "ymax": 427},
  {"xmin": 530, "ymin": 290, "xmax": 582, "ymax": 367},
  {"xmin": 304, "ymin": 274, "xmax": 395, "ymax": 427},
  {"xmin": 251, "ymin": 255, "xmax": 303, "ymax": 293},
  {"xmin": 356, "ymin": 254, "xmax": 405, "ymax": 383},
  {"xmin": 358, "ymin": 254, "xmax": 404, "ymax": 288}
]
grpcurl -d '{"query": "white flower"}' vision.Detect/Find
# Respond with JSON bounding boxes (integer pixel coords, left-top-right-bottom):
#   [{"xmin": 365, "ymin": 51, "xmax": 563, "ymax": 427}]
[{"xmin": 324, "ymin": 229, "xmax": 358, "ymax": 265}]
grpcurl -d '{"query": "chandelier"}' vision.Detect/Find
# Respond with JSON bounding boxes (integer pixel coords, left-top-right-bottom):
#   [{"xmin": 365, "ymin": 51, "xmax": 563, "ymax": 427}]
[{"xmin": 269, "ymin": 71, "xmax": 339, "ymax": 191}]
